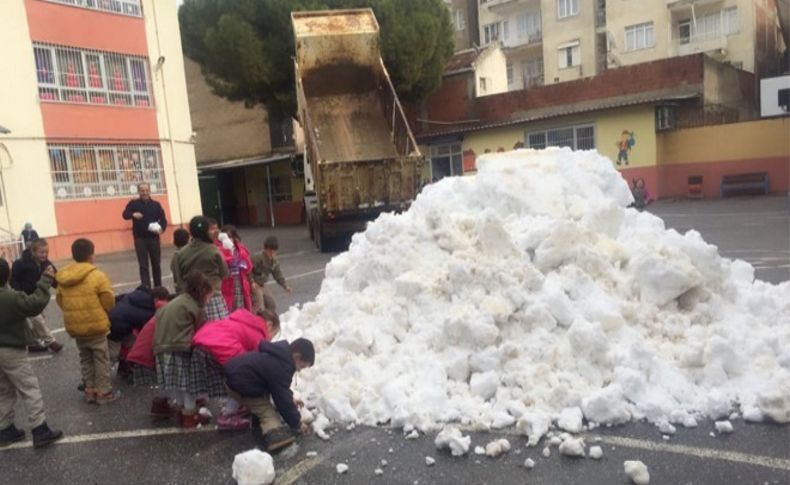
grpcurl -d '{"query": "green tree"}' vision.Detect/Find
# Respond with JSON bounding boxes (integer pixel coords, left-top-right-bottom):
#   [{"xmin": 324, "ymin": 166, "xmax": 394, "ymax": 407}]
[{"xmin": 179, "ymin": 0, "xmax": 454, "ymax": 116}]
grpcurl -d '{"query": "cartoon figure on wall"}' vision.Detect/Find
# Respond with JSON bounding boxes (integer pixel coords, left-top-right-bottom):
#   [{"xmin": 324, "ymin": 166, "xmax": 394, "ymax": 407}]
[{"xmin": 616, "ymin": 130, "xmax": 636, "ymax": 166}]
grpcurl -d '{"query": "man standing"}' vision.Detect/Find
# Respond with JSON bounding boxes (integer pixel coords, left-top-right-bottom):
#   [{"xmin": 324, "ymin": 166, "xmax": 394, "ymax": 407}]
[
  {"xmin": 122, "ymin": 183, "xmax": 167, "ymax": 288},
  {"xmin": 10, "ymin": 238, "xmax": 62, "ymax": 353}
]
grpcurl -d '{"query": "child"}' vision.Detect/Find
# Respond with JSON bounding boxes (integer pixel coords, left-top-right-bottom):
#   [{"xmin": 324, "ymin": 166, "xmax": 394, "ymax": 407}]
[
  {"xmin": 170, "ymin": 227, "xmax": 190, "ymax": 294},
  {"xmin": 630, "ymin": 178, "xmax": 653, "ymax": 210},
  {"xmin": 153, "ymin": 271, "xmax": 213, "ymax": 428},
  {"xmin": 172, "ymin": 216, "xmax": 229, "ymax": 322},
  {"xmin": 218, "ymin": 225, "xmax": 253, "ymax": 312},
  {"xmin": 192, "ymin": 308, "xmax": 279, "ymax": 429},
  {"xmin": 108, "ymin": 286, "xmax": 170, "ymax": 379},
  {"xmin": 0, "ymin": 259, "xmax": 63, "ymax": 448},
  {"xmin": 250, "ymin": 236, "xmax": 293, "ymax": 312},
  {"xmin": 10, "ymin": 238, "xmax": 63, "ymax": 352},
  {"xmin": 224, "ymin": 338, "xmax": 314, "ymax": 452},
  {"xmin": 56, "ymin": 238, "xmax": 119, "ymax": 405}
]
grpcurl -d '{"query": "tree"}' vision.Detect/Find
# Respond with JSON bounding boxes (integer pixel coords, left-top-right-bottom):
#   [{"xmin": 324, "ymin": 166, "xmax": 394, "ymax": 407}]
[{"xmin": 179, "ymin": 0, "xmax": 454, "ymax": 117}]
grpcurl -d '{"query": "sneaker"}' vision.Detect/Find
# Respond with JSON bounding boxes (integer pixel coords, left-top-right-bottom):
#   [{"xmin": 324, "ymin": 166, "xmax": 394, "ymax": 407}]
[
  {"xmin": 31, "ymin": 422, "xmax": 63, "ymax": 449},
  {"xmin": 0, "ymin": 425, "xmax": 25, "ymax": 447},
  {"xmin": 95, "ymin": 389, "xmax": 121, "ymax": 405},
  {"xmin": 27, "ymin": 344, "xmax": 48, "ymax": 353},
  {"xmin": 259, "ymin": 428, "xmax": 295, "ymax": 453},
  {"xmin": 217, "ymin": 413, "xmax": 251, "ymax": 431},
  {"xmin": 48, "ymin": 341, "xmax": 63, "ymax": 353}
]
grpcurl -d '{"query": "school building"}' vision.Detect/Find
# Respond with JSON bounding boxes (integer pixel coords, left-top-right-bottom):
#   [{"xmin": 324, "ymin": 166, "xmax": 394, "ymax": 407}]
[
  {"xmin": 0, "ymin": 0, "xmax": 201, "ymax": 260},
  {"xmin": 410, "ymin": 52, "xmax": 789, "ymax": 199}
]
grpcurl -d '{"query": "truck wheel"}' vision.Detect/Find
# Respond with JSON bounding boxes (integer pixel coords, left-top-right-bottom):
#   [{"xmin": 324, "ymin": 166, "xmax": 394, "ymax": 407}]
[
  {"xmin": 316, "ymin": 220, "xmax": 331, "ymax": 253},
  {"xmin": 308, "ymin": 217, "xmax": 315, "ymax": 241}
]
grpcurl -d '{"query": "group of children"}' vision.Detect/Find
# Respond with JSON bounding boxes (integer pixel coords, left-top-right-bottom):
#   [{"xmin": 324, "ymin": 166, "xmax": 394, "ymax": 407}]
[{"xmin": 0, "ymin": 215, "xmax": 314, "ymax": 453}]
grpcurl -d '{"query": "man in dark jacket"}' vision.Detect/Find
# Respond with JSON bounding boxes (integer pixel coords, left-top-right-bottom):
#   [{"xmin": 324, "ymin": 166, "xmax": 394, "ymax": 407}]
[
  {"xmin": 0, "ymin": 259, "xmax": 63, "ymax": 448},
  {"xmin": 10, "ymin": 238, "xmax": 62, "ymax": 353},
  {"xmin": 122, "ymin": 182, "xmax": 168, "ymax": 288},
  {"xmin": 224, "ymin": 338, "xmax": 315, "ymax": 453}
]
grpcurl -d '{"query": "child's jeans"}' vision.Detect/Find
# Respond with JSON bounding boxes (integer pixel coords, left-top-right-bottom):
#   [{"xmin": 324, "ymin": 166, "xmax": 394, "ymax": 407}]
[{"xmin": 76, "ymin": 335, "xmax": 111, "ymax": 394}]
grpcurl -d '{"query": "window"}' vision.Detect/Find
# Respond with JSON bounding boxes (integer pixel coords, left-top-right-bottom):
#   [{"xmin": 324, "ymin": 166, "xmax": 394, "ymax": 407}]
[
  {"xmin": 483, "ymin": 21, "xmax": 508, "ymax": 45},
  {"xmin": 516, "ymin": 11, "xmax": 542, "ymax": 42},
  {"xmin": 558, "ymin": 42, "xmax": 580, "ymax": 69},
  {"xmin": 526, "ymin": 124, "xmax": 595, "ymax": 150},
  {"xmin": 506, "ymin": 62, "xmax": 514, "ymax": 87},
  {"xmin": 33, "ymin": 43, "xmax": 153, "ymax": 107},
  {"xmin": 429, "ymin": 143, "xmax": 463, "ymax": 181},
  {"xmin": 44, "ymin": 0, "xmax": 142, "ymax": 18},
  {"xmin": 48, "ymin": 144, "xmax": 166, "ymax": 200},
  {"xmin": 452, "ymin": 9, "xmax": 466, "ymax": 31},
  {"xmin": 722, "ymin": 7, "xmax": 738, "ymax": 35},
  {"xmin": 678, "ymin": 8, "xmax": 738, "ymax": 44},
  {"xmin": 656, "ymin": 105, "xmax": 676, "ymax": 131},
  {"xmin": 625, "ymin": 22, "xmax": 654, "ymax": 52},
  {"xmin": 479, "ymin": 77, "xmax": 488, "ymax": 93},
  {"xmin": 557, "ymin": 0, "xmax": 579, "ymax": 19},
  {"xmin": 522, "ymin": 58, "xmax": 544, "ymax": 88}
]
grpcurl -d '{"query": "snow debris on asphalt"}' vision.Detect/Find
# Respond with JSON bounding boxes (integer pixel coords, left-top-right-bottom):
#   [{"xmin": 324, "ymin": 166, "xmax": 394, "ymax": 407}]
[
  {"xmin": 425, "ymin": 456, "xmax": 435, "ymax": 466},
  {"xmin": 374, "ymin": 468, "xmax": 384, "ymax": 476},
  {"xmin": 715, "ymin": 420, "xmax": 734, "ymax": 434},
  {"xmin": 474, "ymin": 446, "xmax": 485, "ymax": 456},
  {"xmin": 542, "ymin": 447, "xmax": 551, "ymax": 458},
  {"xmin": 305, "ymin": 451, "xmax": 318, "ymax": 457},
  {"xmin": 312, "ymin": 413, "xmax": 330, "ymax": 440},
  {"xmin": 284, "ymin": 148, "xmax": 790, "ymax": 436},
  {"xmin": 589, "ymin": 446, "xmax": 603, "ymax": 460},
  {"xmin": 624, "ymin": 460, "xmax": 650, "ymax": 484},
  {"xmin": 484, "ymin": 439, "xmax": 511, "ymax": 457},
  {"xmin": 336, "ymin": 463, "xmax": 349, "ymax": 475},
  {"xmin": 231, "ymin": 449, "xmax": 275, "ymax": 485},
  {"xmin": 558, "ymin": 437, "xmax": 585, "ymax": 457},
  {"xmin": 434, "ymin": 426, "xmax": 471, "ymax": 456},
  {"xmin": 405, "ymin": 430, "xmax": 419, "ymax": 440},
  {"xmin": 524, "ymin": 457, "xmax": 536, "ymax": 469}
]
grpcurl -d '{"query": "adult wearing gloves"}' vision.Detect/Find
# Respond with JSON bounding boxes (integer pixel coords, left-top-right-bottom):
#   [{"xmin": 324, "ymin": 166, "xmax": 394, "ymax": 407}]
[{"xmin": 122, "ymin": 182, "xmax": 168, "ymax": 288}]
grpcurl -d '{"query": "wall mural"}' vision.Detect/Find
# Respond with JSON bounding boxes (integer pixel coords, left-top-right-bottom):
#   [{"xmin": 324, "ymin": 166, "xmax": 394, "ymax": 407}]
[{"xmin": 616, "ymin": 130, "xmax": 636, "ymax": 166}]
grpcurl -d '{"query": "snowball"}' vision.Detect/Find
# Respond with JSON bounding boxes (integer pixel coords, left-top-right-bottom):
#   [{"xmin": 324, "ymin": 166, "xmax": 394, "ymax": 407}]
[
  {"xmin": 524, "ymin": 458, "xmax": 536, "ymax": 469},
  {"xmin": 558, "ymin": 437, "xmax": 585, "ymax": 457},
  {"xmin": 624, "ymin": 460, "xmax": 650, "ymax": 484},
  {"xmin": 374, "ymin": 468, "xmax": 383, "ymax": 476},
  {"xmin": 425, "ymin": 456, "xmax": 435, "ymax": 467},
  {"xmin": 232, "ymin": 450, "xmax": 275, "ymax": 485},
  {"xmin": 434, "ymin": 426, "xmax": 471, "ymax": 456},
  {"xmin": 715, "ymin": 421, "xmax": 734, "ymax": 434},
  {"xmin": 336, "ymin": 463, "xmax": 349, "ymax": 475},
  {"xmin": 589, "ymin": 446, "xmax": 603, "ymax": 460},
  {"xmin": 485, "ymin": 439, "xmax": 511, "ymax": 458}
]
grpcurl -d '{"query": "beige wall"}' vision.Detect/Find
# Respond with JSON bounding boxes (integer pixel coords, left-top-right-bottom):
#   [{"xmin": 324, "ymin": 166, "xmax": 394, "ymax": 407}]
[
  {"xmin": 475, "ymin": 45, "xmax": 509, "ymax": 96},
  {"xmin": 541, "ymin": 0, "xmax": 597, "ymax": 83},
  {"xmin": 605, "ymin": 0, "xmax": 672, "ymax": 68},
  {"xmin": 449, "ymin": 0, "xmax": 477, "ymax": 52},
  {"xmin": 143, "ymin": 0, "xmax": 202, "ymax": 225},
  {"xmin": 0, "ymin": 1, "xmax": 57, "ymax": 237}
]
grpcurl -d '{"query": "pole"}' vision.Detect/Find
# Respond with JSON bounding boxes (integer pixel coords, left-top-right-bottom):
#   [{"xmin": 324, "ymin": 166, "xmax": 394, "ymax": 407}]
[{"xmin": 266, "ymin": 165, "xmax": 275, "ymax": 228}]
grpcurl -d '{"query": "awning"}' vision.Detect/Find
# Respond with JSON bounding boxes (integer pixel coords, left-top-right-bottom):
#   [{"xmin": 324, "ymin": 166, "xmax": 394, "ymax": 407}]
[{"xmin": 197, "ymin": 153, "xmax": 293, "ymax": 173}]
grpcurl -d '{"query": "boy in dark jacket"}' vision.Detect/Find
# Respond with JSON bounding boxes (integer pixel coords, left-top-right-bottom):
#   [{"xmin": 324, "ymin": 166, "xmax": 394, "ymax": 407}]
[
  {"xmin": 224, "ymin": 338, "xmax": 314, "ymax": 453},
  {"xmin": 10, "ymin": 238, "xmax": 62, "ymax": 353},
  {"xmin": 0, "ymin": 259, "xmax": 63, "ymax": 448}
]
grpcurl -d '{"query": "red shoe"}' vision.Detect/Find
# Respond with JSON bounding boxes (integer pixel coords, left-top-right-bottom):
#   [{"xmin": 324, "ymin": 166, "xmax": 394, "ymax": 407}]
[
  {"xmin": 217, "ymin": 413, "xmax": 251, "ymax": 431},
  {"xmin": 180, "ymin": 412, "xmax": 201, "ymax": 428}
]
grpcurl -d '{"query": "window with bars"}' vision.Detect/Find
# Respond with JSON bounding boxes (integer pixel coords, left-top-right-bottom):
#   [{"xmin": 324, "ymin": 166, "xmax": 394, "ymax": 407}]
[
  {"xmin": 625, "ymin": 22, "xmax": 655, "ymax": 52},
  {"xmin": 526, "ymin": 124, "xmax": 595, "ymax": 150},
  {"xmin": 33, "ymin": 43, "xmax": 153, "ymax": 107},
  {"xmin": 44, "ymin": 0, "xmax": 142, "ymax": 18},
  {"xmin": 48, "ymin": 144, "xmax": 166, "ymax": 200}
]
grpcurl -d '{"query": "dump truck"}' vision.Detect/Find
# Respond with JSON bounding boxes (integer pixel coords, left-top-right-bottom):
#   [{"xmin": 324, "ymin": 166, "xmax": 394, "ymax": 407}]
[{"xmin": 292, "ymin": 9, "xmax": 423, "ymax": 251}]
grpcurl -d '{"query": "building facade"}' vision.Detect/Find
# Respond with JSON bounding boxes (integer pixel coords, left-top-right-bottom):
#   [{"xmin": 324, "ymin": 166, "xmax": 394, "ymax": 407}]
[
  {"xmin": 446, "ymin": 0, "xmax": 481, "ymax": 52},
  {"xmin": 0, "ymin": 0, "xmax": 201, "ymax": 260},
  {"xmin": 478, "ymin": 0, "xmax": 786, "ymax": 92}
]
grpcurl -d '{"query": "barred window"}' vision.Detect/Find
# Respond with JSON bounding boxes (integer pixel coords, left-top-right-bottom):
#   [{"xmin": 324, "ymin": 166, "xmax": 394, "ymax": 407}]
[
  {"xmin": 48, "ymin": 144, "xmax": 166, "ymax": 200},
  {"xmin": 43, "ymin": 0, "xmax": 142, "ymax": 18},
  {"xmin": 526, "ymin": 124, "xmax": 595, "ymax": 150},
  {"xmin": 33, "ymin": 43, "xmax": 153, "ymax": 107}
]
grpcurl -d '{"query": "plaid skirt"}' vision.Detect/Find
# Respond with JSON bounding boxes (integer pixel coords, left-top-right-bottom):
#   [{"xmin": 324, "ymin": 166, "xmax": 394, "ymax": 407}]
[
  {"xmin": 189, "ymin": 347, "xmax": 227, "ymax": 398},
  {"xmin": 204, "ymin": 293, "xmax": 229, "ymax": 322},
  {"xmin": 131, "ymin": 363, "xmax": 158, "ymax": 387},
  {"xmin": 156, "ymin": 351, "xmax": 193, "ymax": 392},
  {"xmin": 232, "ymin": 275, "xmax": 245, "ymax": 311}
]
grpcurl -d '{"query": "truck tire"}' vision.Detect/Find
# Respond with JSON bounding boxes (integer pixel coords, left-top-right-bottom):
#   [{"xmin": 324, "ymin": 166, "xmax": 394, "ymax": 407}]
[{"xmin": 316, "ymin": 219, "xmax": 331, "ymax": 253}]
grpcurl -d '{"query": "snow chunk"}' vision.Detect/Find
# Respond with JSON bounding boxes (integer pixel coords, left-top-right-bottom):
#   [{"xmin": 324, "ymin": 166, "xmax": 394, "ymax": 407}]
[
  {"xmin": 336, "ymin": 463, "xmax": 349, "ymax": 475},
  {"xmin": 517, "ymin": 411, "xmax": 551, "ymax": 447},
  {"xmin": 434, "ymin": 426, "xmax": 471, "ymax": 456},
  {"xmin": 624, "ymin": 460, "xmax": 650, "ymax": 484},
  {"xmin": 524, "ymin": 458, "xmax": 536, "ymax": 469},
  {"xmin": 374, "ymin": 468, "xmax": 384, "ymax": 476},
  {"xmin": 558, "ymin": 437, "xmax": 585, "ymax": 457},
  {"xmin": 589, "ymin": 446, "xmax": 603, "ymax": 460},
  {"xmin": 485, "ymin": 439, "xmax": 511, "ymax": 458},
  {"xmin": 312, "ymin": 414, "xmax": 331, "ymax": 440},
  {"xmin": 474, "ymin": 446, "xmax": 485, "ymax": 456},
  {"xmin": 425, "ymin": 456, "xmax": 435, "ymax": 467},
  {"xmin": 715, "ymin": 420, "xmax": 734, "ymax": 434},
  {"xmin": 542, "ymin": 447, "xmax": 551, "ymax": 458},
  {"xmin": 557, "ymin": 407, "xmax": 584, "ymax": 433},
  {"xmin": 232, "ymin": 449, "xmax": 275, "ymax": 485}
]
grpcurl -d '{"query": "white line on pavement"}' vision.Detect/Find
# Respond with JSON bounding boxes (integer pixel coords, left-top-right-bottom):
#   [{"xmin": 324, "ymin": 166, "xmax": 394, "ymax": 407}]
[
  {"xmin": 27, "ymin": 355, "xmax": 53, "ymax": 362},
  {"xmin": 0, "ymin": 426, "xmax": 214, "ymax": 451},
  {"xmin": 277, "ymin": 456, "xmax": 325, "ymax": 485}
]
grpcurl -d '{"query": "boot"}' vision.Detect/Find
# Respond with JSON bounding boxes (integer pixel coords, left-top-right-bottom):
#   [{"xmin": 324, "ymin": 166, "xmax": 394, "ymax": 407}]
[
  {"xmin": 27, "ymin": 344, "xmax": 48, "ymax": 353},
  {"xmin": 31, "ymin": 422, "xmax": 63, "ymax": 449},
  {"xmin": 259, "ymin": 428, "xmax": 295, "ymax": 454},
  {"xmin": 0, "ymin": 424, "xmax": 25, "ymax": 447},
  {"xmin": 150, "ymin": 397, "xmax": 174, "ymax": 420}
]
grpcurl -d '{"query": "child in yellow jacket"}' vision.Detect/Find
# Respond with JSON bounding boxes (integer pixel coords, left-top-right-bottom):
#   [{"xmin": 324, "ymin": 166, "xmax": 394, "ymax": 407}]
[{"xmin": 56, "ymin": 239, "xmax": 119, "ymax": 405}]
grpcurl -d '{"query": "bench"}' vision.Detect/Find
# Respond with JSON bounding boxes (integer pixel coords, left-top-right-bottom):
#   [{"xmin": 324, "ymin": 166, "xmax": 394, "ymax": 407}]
[{"xmin": 720, "ymin": 172, "xmax": 769, "ymax": 197}]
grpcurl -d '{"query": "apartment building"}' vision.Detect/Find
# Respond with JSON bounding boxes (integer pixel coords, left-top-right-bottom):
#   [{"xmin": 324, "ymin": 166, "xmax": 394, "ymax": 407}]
[
  {"xmin": 478, "ymin": 0, "xmax": 785, "ymax": 92},
  {"xmin": 446, "ymin": 0, "xmax": 480, "ymax": 52},
  {"xmin": 0, "ymin": 0, "xmax": 201, "ymax": 260}
]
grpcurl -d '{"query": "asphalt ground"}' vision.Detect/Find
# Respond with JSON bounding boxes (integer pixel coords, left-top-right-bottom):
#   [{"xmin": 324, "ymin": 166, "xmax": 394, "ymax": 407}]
[{"xmin": 1, "ymin": 196, "xmax": 788, "ymax": 485}]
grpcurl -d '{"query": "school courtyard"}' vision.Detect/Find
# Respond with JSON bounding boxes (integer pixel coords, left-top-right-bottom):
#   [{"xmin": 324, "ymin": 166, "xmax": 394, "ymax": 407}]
[{"xmin": 1, "ymin": 195, "xmax": 788, "ymax": 485}]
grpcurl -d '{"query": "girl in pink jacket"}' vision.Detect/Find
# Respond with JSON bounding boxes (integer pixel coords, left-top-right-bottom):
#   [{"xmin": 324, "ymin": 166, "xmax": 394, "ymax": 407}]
[
  {"xmin": 191, "ymin": 308, "xmax": 279, "ymax": 429},
  {"xmin": 217, "ymin": 226, "xmax": 253, "ymax": 312}
]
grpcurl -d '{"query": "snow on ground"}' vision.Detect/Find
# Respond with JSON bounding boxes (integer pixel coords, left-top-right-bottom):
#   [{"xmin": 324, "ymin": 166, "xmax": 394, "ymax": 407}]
[{"xmin": 283, "ymin": 148, "xmax": 790, "ymax": 438}]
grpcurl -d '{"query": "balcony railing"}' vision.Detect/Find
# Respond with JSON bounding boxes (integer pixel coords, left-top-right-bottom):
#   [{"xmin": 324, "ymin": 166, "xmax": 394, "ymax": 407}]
[
  {"xmin": 673, "ymin": 32, "xmax": 727, "ymax": 55},
  {"xmin": 502, "ymin": 31, "xmax": 542, "ymax": 49}
]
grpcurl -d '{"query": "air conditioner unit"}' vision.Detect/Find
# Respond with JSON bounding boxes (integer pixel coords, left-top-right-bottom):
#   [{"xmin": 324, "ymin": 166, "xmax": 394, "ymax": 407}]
[
  {"xmin": 656, "ymin": 105, "xmax": 676, "ymax": 131},
  {"xmin": 761, "ymin": 75, "xmax": 790, "ymax": 117}
]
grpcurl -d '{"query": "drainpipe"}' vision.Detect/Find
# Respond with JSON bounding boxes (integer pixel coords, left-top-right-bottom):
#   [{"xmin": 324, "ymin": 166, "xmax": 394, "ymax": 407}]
[
  {"xmin": 266, "ymin": 165, "xmax": 275, "ymax": 228},
  {"xmin": 150, "ymin": 1, "xmax": 185, "ymax": 227}
]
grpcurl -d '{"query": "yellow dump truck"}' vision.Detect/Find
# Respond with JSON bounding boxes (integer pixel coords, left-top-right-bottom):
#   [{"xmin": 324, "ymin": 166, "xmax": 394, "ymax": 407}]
[{"xmin": 292, "ymin": 9, "xmax": 423, "ymax": 251}]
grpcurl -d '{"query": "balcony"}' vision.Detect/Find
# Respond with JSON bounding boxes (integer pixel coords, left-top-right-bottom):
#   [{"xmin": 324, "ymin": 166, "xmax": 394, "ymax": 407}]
[
  {"xmin": 502, "ymin": 31, "xmax": 542, "ymax": 49},
  {"xmin": 485, "ymin": 0, "xmax": 540, "ymax": 14},
  {"xmin": 673, "ymin": 32, "xmax": 728, "ymax": 56}
]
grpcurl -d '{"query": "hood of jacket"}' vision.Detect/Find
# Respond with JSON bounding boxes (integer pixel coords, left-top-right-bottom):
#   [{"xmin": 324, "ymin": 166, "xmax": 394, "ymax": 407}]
[
  {"xmin": 56, "ymin": 262, "xmax": 97, "ymax": 287},
  {"xmin": 258, "ymin": 340, "xmax": 293, "ymax": 368},
  {"xmin": 126, "ymin": 289, "xmax": 155, "ymax": 311},
  {"xmin": 229, "ymin": 309, "xmax": 268, "ymax": 336}
]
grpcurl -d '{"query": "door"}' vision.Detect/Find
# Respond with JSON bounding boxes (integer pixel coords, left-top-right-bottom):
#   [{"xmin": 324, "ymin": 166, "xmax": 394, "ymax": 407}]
[{"xmin": 198, "ymin": 175, "xmax": 222, "ymax": 224}]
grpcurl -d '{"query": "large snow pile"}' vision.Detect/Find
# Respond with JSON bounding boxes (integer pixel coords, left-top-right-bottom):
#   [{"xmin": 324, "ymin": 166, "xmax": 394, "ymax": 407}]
[{"xmin": 285, "ymin": 148, "xmax": 790, "ymax": 435}]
